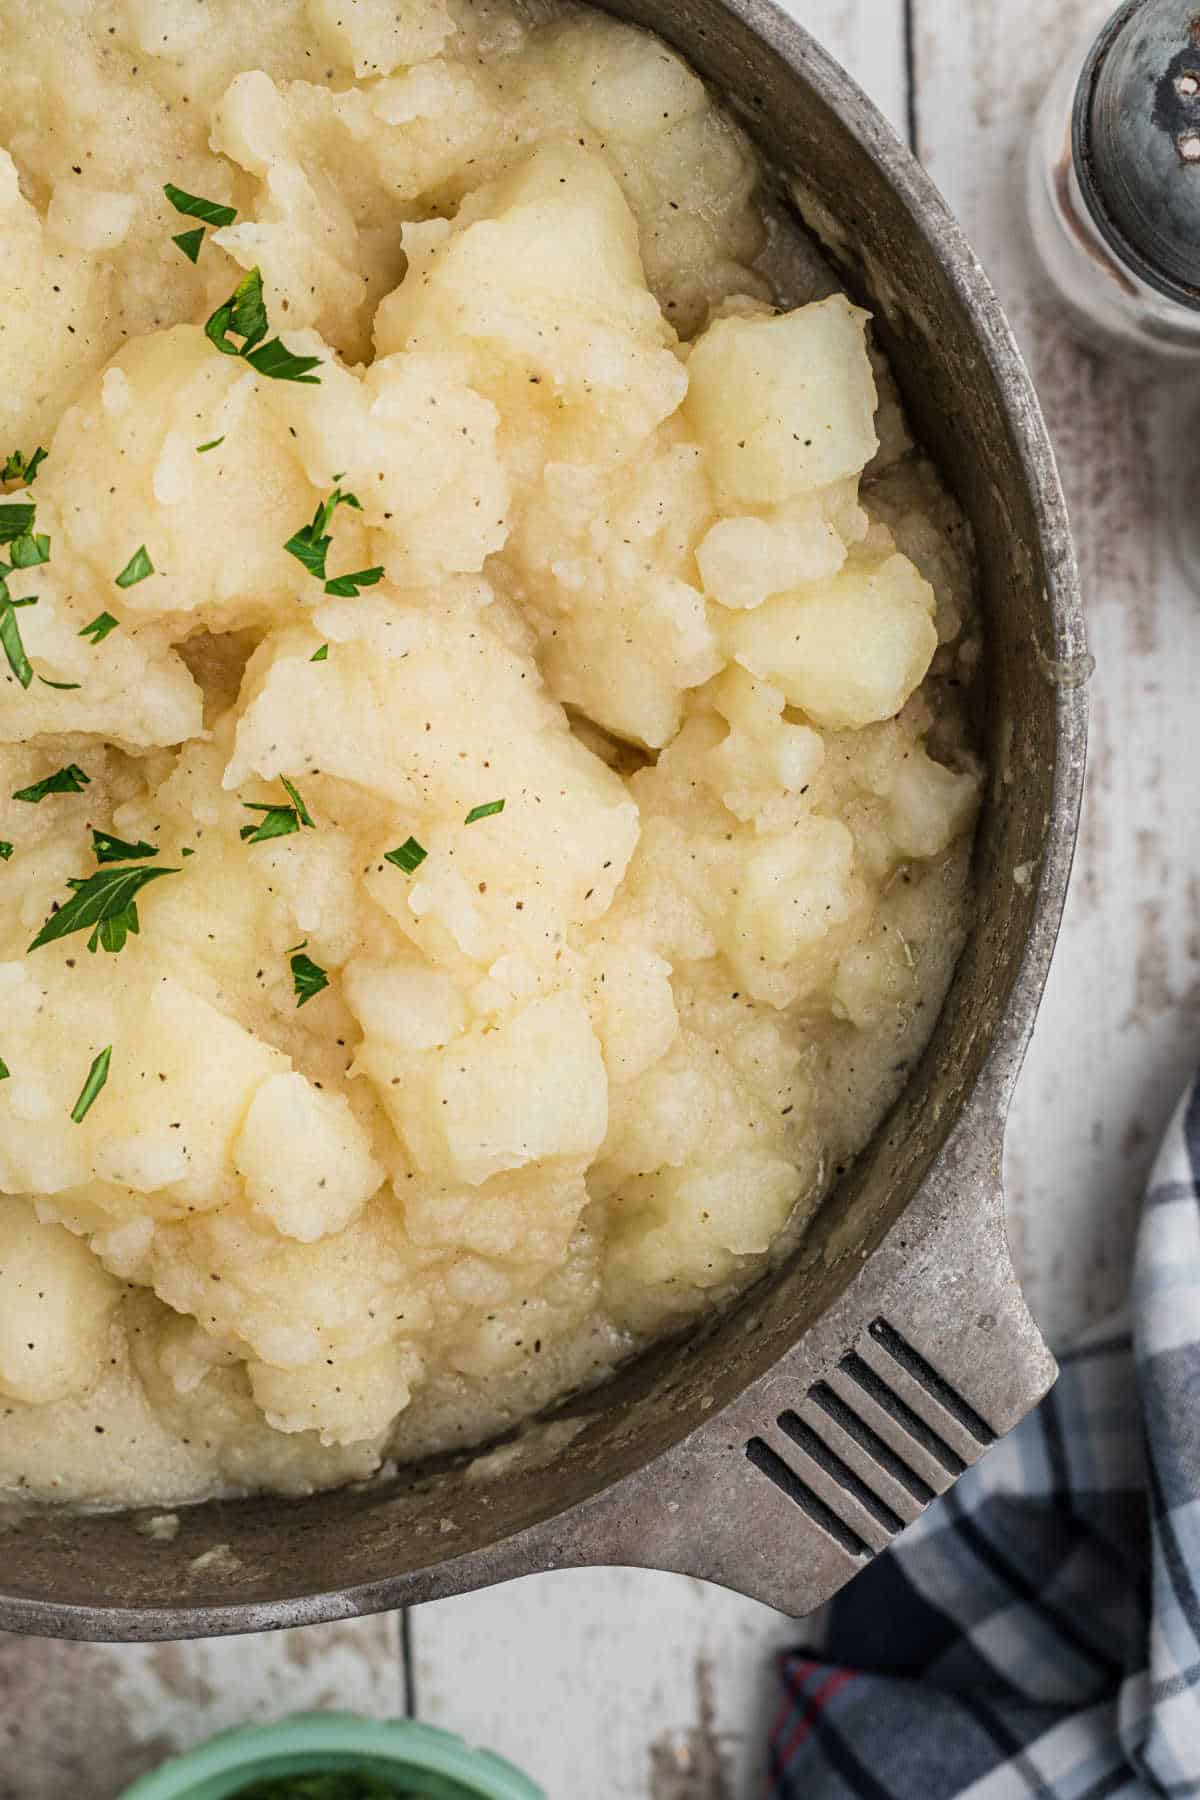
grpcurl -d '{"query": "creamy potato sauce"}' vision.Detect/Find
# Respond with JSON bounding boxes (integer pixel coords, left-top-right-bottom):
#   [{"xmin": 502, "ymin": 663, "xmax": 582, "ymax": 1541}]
[{"xmin": 0, "ymin": 0, "xmax": 982, "ymax": 1504}]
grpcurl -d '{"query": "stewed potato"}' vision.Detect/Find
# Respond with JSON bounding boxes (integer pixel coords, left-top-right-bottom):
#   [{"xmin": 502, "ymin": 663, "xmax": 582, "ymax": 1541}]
[{"xmin": 0, "ymin": 0, "xmax": 982, "ymax": 1504}]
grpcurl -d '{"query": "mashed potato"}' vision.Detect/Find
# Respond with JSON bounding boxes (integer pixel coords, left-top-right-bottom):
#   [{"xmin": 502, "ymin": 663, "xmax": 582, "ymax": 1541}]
[{"xmin": 0, "ymin": 0, "xmax": 983, "ymax": 1504}]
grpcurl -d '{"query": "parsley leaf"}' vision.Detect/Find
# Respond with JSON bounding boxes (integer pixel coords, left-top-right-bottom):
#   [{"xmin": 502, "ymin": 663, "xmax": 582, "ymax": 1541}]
[
  {"xmin": 38, "ymin": 676, "xmax": 81, "ymax": 691},
  {"xmin": 384, "ymin": 836, "xmax": 427, "ymax": 873},
  {"xmin": 290, "ymin": 948, "xmax": 329, "ymax": 1008},
  {"xmin": 70, "ymin": 1045, "xmax": 112, "ymax": 1122},
  {"xmin": 323, "ymin": 565, "xmax": 383, "ymax": 598},
  {"xmin": 0, "ymin": 1056, "xmax": 8, "ymax": 1081},
  {"xmin": 245, "ymin": 339, "xmax": 322, "ymax": 383},
  {"xmin": 1, "ymin": 447, "xmax": 46, "ymax": 486},
  {"xmin": 310, "ymin": 644, "xmax": 328, "ymax": 662},
  {"xmin": 163, "ymin": 183, "xmax": 237, "ymax": 228},
  {"xmin": 464, "ymin": 799, "xmax": 505, "ymax": 824},
  {"xmin": 206, "ymin": 267, "xmax": 321, "ymax": 384},
  {"xmin": 240, "ymin": 804, "xmax": 300, "ymax": 844},
  {"xmin": 10, "ymin": 532, "xmax": 50, "ymax": 568},
  {"xmin": 79, "ymin": 612, "xmax": 119, "ymax": 644},
  {"xmin": 116, "ymin": 546, "xmax": 154, "ymax": 588},
  {"xmin": 13, "ymin": 763, "xmax": 90, "ymax": 804},
  {"xmin": 28, "ymin": 863, "xmax": 177, "ymax": 953},
  {"xmin": 207, "ymin": 266, "xmax": 268, "ymax": 356},
  {"xmin": 279, "ymin": 775, "xmax": 315, "ymax": 827},
  {"xmin": 0, "ymin": 503, "xmax": 36, "ymax": 545},
  {"xmin": 197, "ymin": 437, "xmax": 224, "ymax": 454},
  {"xmin": 92, "ymin": 829, "xmax": 159, "ymax": 865},
  {"xmin": 0, "ymin": 602, "xmax": 33, "ymax": 689},
  {"xmin": 240, "ymin": 775, "xmax": 315, "ymax": 843},
  {"xmin": 284, "ymin": 487, "xmax": 361, "ymax": 581},
  {"xmin": 0, "ymin": 842, "xmax": 12, "ymax": 860},
  {"xmin": 235, "ymin": 1772, "xmax": 399, "ymax": 1800},
  {"xmin": 172, "ymin": 227, "xmax": 205, "ymax": 264}
]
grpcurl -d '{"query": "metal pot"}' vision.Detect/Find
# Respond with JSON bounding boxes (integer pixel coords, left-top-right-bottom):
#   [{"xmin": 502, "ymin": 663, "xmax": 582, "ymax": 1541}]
[{"xmin": 0, "ymin": 0, "xmax": 1086, "ymax": 1639}]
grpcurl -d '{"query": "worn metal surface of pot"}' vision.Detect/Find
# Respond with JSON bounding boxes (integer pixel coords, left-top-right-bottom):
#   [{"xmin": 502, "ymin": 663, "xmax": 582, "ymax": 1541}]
[{"xmin": 0, "ymin": 0, "xmax": 1087, "ymax": 1640}]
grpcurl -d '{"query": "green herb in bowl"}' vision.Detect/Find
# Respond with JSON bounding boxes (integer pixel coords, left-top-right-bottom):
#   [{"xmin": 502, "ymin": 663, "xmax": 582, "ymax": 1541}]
[{"xmin": 235, "ymin": 1776, "xmax": 433, "ymax": 1800}]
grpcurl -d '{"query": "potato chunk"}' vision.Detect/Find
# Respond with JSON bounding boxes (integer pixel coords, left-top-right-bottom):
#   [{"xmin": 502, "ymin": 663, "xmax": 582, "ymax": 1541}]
[
  {"xmin": 0, "ymin": 1203, "xmax": 119, "ymax": 1405},
  {"xmin": 696, "ymin": 506, "xmax": 846, "ymax": 610},
  {"xmin": 729, "ymin": 552, "xmax": 938, "ymax": 729},
  {"xmin": 234, "ymin": 1073, "xmax": 383, "ymax": 1242},
  {"xmin": 250, "ymin": 1340, "xmax": 423, "ymax": 1446},
  {"xmin": 0, "ymin": 965, "xmax": 286, "ymax": 1211},
  {"xmin": 378, "ymin": 991, "xmax": 609, "ymax": 1185},
  {"xmin": 226, "ymin": 598, "xmax": 640, "ymax": 967},
  {"xmin": 378, "ymin": 142, "xmax": 686, "ymax": 450},
  {"xmin": 0, "ymin": 151, "xmax": 99, "ymax": 447},
  {"xmin": 46, "ymin": 328, "xmax": 356, "ymax": 629},
  {"xmin": 886, "ymin": 747, "xmax": 982, "ymax": 858},
  {"xmin": 726, "ymin": 818, "xmax": 859, "ymax": 999},
  {"xmin": 685, "ymin": 296, "xmax": 878, "ymax": 503},
  {"xmin": 305, "ymin": 0, "xmax": 453, "ymax": 78}
]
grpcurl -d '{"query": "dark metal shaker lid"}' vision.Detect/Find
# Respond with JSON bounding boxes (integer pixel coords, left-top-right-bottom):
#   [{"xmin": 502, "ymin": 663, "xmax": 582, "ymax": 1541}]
[{"xmin": 1072, "ymin": 0, "xmax": 1200, "ymax": 307}]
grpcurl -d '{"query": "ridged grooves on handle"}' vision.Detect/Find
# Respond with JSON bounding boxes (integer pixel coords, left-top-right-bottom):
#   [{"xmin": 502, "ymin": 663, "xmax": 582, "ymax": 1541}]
[{"xmin": 745, "ymin": 1314, "xmax": 998, "ymax": 1554}]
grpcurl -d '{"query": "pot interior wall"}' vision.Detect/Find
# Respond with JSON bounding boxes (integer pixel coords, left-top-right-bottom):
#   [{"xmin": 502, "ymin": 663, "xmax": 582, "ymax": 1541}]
[{"xmin": 0, "ymin": 0, "xmax": 1073, "ymax": 1632}]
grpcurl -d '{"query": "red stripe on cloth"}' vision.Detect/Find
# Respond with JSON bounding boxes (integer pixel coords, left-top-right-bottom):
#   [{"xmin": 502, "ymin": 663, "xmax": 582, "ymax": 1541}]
[
  {"xmin": 767, "ymin": 1689, "xmax": 794, "ymax": 1750},
  {"xmin": 774, "ymin": 1666, "xmax": 858, "ymax": 1770}
]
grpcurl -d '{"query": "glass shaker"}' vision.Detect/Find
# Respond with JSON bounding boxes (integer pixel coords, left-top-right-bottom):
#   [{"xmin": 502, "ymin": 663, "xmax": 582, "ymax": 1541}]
[{"xmin": 1027, "ymin": 0, "xmax": 1200, "ymax": 357}]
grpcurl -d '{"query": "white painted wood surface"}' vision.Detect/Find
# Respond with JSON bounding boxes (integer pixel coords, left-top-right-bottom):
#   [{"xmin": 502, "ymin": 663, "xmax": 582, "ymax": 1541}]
[
  {"xmin": 5, "ymin": 0, "xmax": 1194, "ymax": 1794},
  {"xmin": 0, "ymin": 1618, "xmax": 404, "ymax": 1800}
]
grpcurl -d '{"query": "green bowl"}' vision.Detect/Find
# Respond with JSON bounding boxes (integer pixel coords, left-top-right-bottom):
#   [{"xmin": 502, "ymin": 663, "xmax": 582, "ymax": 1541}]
[{"xmin": 116, "ymin": 1713, "xmax": 544, "ymax": 1800}]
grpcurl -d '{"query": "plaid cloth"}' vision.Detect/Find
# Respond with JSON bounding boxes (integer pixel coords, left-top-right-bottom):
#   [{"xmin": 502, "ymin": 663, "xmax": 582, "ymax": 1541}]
[{"xmin": 769, "ymin": 1076, "xmax": 1200, "ymax": 1799}]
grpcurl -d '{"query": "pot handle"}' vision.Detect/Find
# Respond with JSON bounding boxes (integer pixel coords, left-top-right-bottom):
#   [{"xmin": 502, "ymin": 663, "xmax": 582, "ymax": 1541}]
[{"xmin": 553, "ymin": 1138, "xmax": 1056, "ymax": 1617}]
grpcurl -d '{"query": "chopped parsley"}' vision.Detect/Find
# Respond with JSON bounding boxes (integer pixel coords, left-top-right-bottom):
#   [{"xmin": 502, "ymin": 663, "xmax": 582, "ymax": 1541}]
[
  {"xmin": 196, "ymin": 437, "xmax": 224, "ymax": 454},
  {"xmin": 79, "ymin": 612, "xmax": 119, "ymax": 644},
  {"xmin": 234, "ymin": 1772, "xmax": 398, "ymax": 1800},
  {"xmin": 28, "ymin": 862, "xmax": 178, "ymax": 954},
  {"xmin": 206, "ymin": 267, "xmax": 322, "ymax": 384},
  {"xmin": 10, "ymin": 532, "xmax": 49, "ymax": 569},
  {"xmin": 384, "ymin": 836, "xmax": 427, "ymax": 873},
  {"xmin": 0, "ymin": 842, "xmax": 12, "ymax": 860},
  {"xmin": 38, "ymin": 675, "xmax": 81, "ymax": 691},
  {"xmin": 280, "ymin": 775, "xmax": 315, "ymax": 827},
  {"xmin": 0, "ymin": 503, "xmax": 36, "ymax": 545},
  {"xmin": 1, "ymin": 447, "xmax": 46, "ymax": 486},
  {"xmin": 13, "ymin": 763, "xmax": 90, "ymax": 804},
  {"xmin": 310, "ymin": 644, "xmax": 328, "ymax": 661},
  {"xmin": 116, "ymin": 546, "xmax": 154, "ymax": 588},
  {"xmin": 284, "ymin": 488, "xmax": 383, "ymax": 596},
  {"xmin": 240, "ymin": 805, "xmax": 299, "ymax": 844},
  {"xmin": 0, "ymin": 494, "xmax": 51, "ymax": 686},
  {"xmin": 0, "ymin": 1056, "xmax": 8, "ymax": 1081},
  {"xmin": 290, "ymin": 947, "xmax": 329, "ymax": 1007},
  {"xmin": 241, "ymin": 779, "xmax": 315, "ymax": 844},
  {"xmin": 172, "ymin": 227, "xmax": 205, "ymax": 264},
  {"xmin": 464, "ymin": 799, "xmax": 505, "ymax": 824},
  {"xmin": 284, "ymin": 487, "xmax": 361, "ymax": 582},
  {"xmin": 164, "ymin": 187, "xmax": 237, "ymax": 265},
  {"xmin": 70, "ymin": 1045, "xmax": 112, "ymax": 1123},
  {"xmin": 323, "ymin": 566, "xmax": 383, "ymax": 598},
  {"xmin": 163, "ymin": 183, "xmax": 237, "ymax": 229},
  {"xmin": 0, "ymin": 602, "xmax": 33, "ymax": 688},
  {"xmin": 244, "ymin": 337, "xmax": 325, "ymax": 383},
  {"xmin": 92, "ymin": 829, "xmax": 159, "ymax": 865}
]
